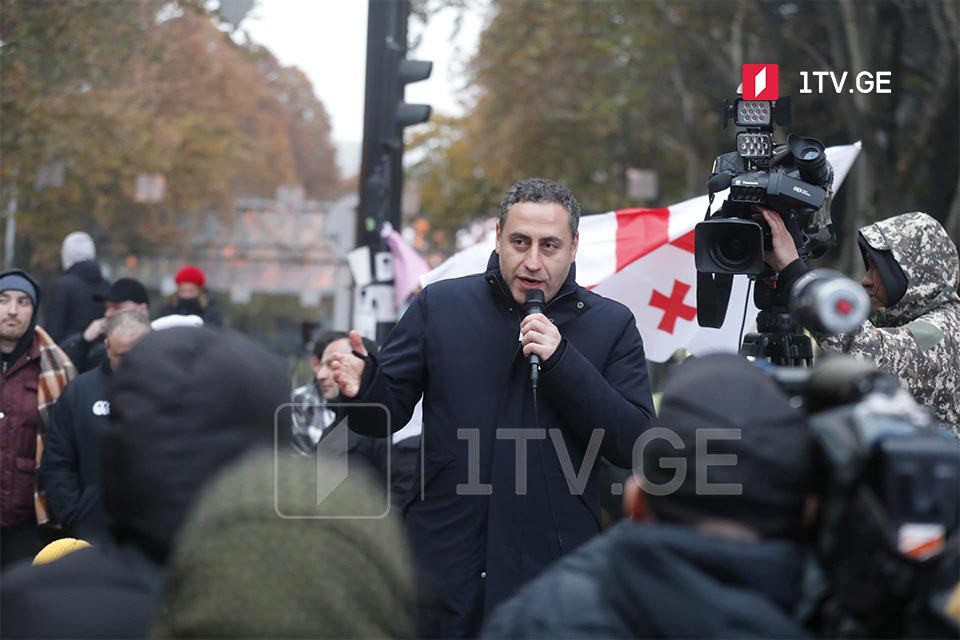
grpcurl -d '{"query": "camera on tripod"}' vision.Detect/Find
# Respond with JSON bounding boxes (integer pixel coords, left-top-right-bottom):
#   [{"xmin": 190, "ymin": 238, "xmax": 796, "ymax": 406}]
[{"xmin": 695, "ymin": 95, "xmax": 834, "ymax": 277}]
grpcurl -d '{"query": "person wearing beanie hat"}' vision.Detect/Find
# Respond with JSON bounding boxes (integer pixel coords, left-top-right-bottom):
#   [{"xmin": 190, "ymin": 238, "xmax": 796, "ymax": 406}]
[
  {"xmin": 33, "ymin": 538, "xmax": 91, "ymax": 565},
  {"xmin": 61, "ymin": 232, "xmax": 96, "ymax": 272},
  {"xmin": 157, "ymin": 264, "xmax": 223, "ymax": 328},
  {"xmin": 152, "ymin": 447, "xmax": 415, "ymax": 638},
  {"xmin": 765, "ymin": 208, "xmax": 960, "ymax": 430},
  {"xmin": 483, "ymin": 354, "xmax": 815, "ymax": 639},
  {"xmin": 0, "ymin": 269, "xmax": 77, "ymax": 569},
  {"xmin": 43, "ymin": 232, "xmax": 110, "ymax": 344}
]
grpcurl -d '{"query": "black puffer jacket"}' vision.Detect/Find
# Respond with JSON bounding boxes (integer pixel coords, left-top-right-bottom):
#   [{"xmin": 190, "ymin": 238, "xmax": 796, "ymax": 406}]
[
  {"xmin": 39, "ymin": 360, "xmax": 113, "ymax": 543},
  {"xmin": 483, "ymin": 521, "xmax": 812, "ymax": 639},
  {"xmin": 0, "ymin": 328, "xmax": 289, "ymax": 638},
  {"xmin": 42, "ymin": 260, "xmax": 109, "ymax": 344}
]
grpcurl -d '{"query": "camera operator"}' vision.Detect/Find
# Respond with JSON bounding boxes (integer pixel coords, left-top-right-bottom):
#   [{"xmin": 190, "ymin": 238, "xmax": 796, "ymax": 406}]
[
  {"xmin": 483, "ymin": 354, "xmax": 816, "ymax": 639},
  {"xmin": 760, "ymin": 207, "xmax": 960, "ymax": 431}
]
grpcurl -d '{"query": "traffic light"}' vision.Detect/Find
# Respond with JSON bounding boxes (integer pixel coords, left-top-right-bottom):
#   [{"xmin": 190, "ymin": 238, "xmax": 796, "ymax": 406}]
[
  {"xmin": 359, "ymin": 0, "xmax": 432, "ymax": 239},
  {"xmin": 355, "ymin": 0, "xmax": 432, "ymax": 342},
  {"xmin": 395, "ymin": 58, "xmax": 432, "ymax": 131},
  {"xmin": 387, "ymin": 53, "xmax": 432, "ymax": 225}
]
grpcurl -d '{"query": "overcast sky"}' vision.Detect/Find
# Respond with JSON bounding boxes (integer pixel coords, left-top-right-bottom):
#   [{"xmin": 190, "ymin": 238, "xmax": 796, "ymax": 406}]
[{"xmin": 242, "ymin": 0, "xmax": 483, "ymax": 151}]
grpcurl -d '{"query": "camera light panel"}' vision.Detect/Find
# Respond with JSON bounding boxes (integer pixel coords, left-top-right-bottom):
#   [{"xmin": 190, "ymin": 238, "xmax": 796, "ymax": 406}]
[
  {"xmin": 735, "ymin": 100, "xmax": 773, "ymax": 126},
  {"xmin": 737, "ymin": 132, "xmax": 773, "ymax": 159}
]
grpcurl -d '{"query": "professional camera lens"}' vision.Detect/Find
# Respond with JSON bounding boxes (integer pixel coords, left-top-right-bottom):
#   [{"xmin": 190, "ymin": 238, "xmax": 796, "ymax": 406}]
[
  {"xmin": 788, "ymin": 134, "xmax": 829, "ymax": 186},
  {"xmin": 713, "ymin": 229, "xmax": 753, "ymax": 270}
]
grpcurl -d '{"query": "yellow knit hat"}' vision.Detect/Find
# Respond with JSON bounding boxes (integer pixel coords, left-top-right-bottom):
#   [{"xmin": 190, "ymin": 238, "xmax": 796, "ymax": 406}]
[{"xmin": 33, "ymin": 538, "xmax": 91, "ymax": 565}]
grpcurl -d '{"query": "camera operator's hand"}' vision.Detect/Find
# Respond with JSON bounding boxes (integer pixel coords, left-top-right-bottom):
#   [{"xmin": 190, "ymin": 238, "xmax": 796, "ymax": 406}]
[{"xmin": 755, "ymin": 206, "xmax": 800, "ymax": 271}]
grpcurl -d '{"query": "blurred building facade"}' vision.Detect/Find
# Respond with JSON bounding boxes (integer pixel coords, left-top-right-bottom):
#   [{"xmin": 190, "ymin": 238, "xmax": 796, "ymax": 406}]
[{"xmin": 103, "ymin": 193, "xmax": 357, "ymax": 357}]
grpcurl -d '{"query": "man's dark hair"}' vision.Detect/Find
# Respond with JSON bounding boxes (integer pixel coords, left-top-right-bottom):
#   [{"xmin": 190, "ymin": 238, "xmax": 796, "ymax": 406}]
[
  {"xmin": 312, "ymin": 330, "xmax": 349, "ymax": 359},
  {"xmin": 312, "ymin": 331, "xmax": 380, "ymax": 359},
  {"xmin": 499, "ymin": 178, "xmax": 581, "ymax": 238}
]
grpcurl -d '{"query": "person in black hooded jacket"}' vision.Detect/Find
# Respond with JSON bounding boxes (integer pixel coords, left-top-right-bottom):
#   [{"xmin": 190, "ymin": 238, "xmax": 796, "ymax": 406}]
[
  {"xmin": 483, "ymin": 354, "xmax": 816, "ymax": 639},
  {"xmin": 43, "ymin": 232, "xmax": 110, "ymax": 344},
  {"xmin": 0, "ymin": 327, "xmax": 289, "ymax": 639}
]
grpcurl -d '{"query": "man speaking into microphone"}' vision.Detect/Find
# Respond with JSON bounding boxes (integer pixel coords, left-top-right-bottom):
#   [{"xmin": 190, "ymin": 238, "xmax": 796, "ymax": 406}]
[{"xmin": 332, "ymin": 178, "xmax": 655, "ymax": 638}]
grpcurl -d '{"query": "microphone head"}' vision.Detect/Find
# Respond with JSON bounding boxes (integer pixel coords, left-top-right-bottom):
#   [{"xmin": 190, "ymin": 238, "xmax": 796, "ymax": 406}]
[
  {"xmin": 708, "ymin": 172, "xmax": 733, "ymax": 194},
  {"xmin": 524, "ymin": 289, "xmax": 545, "ymax": 310}
]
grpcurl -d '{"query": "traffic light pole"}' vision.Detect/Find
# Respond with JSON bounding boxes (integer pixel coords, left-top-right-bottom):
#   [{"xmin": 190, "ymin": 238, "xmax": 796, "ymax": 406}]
[{"xmin": 353, "ymin": 0, "xmax": 431, "ymax": 344}]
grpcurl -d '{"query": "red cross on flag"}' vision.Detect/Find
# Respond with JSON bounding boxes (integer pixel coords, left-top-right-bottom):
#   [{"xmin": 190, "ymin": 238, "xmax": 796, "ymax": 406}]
[{"xmin": 421, "ymin": 142, "xmax": 862, "ymax": 362}]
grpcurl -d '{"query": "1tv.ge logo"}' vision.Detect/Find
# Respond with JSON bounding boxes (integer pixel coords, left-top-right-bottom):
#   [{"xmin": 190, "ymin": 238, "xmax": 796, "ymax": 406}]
[{"xmin": 742, "ymin": 63, "xmax": 892, "ymax": 98}]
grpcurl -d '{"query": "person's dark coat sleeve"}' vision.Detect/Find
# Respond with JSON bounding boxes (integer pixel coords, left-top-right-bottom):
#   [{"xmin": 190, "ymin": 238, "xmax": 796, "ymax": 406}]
[
  {"xmin": 39, "ymin": 395, "xmax": 84, "ymax": 527},
  {"xmin": 347, "ymin": 290, "xmax": 428, "ymax": 438},
  {"xmin": 60, "ymin": 333, "xmax": 95, "ymax": 372},
  {"xmin": 540, "ymin": 313, "xmax": 654, "ymax": 468},
  {"xmin": 43, "ymin": 279, "xmax": 70, "ymax": 343}
]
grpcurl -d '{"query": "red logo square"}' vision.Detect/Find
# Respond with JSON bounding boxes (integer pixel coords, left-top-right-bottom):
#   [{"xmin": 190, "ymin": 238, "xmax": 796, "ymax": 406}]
[{"xmin": 742, "ymin": 64, "xmax": 779, "ymax": 100}]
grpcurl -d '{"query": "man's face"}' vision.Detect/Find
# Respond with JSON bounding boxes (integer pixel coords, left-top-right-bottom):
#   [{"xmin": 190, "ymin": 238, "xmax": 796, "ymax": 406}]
[
  {"xmin": 105, "ymin": 300, "xmax": 146, "ymax": 320},
  {"xmin": 861, "ymin": 256, "xmax": 889, "ymax": 309},
  {"xmin": 0, "ymin": 290, "xmax": 33, "ymax": 344},
  {"xmin": 496, "ymin": 201, "xmax": 579, "ymax": 305},
  {"xmin": 314, "ymin": 338, "xmax": 351, "ymax": 400},
  {"xmin": 105, "ymin": 328, "xmax": 148, "ymax": 372},
  {"xmin": 177, "ymin": 283, "xmax": 200, "ymax": 300}
]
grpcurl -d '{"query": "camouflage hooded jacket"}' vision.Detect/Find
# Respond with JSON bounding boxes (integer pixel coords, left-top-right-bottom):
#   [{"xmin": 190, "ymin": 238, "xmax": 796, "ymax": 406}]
[{"xmin": 821, "ymin": 212, "xmax": 960, "ymax": 431}]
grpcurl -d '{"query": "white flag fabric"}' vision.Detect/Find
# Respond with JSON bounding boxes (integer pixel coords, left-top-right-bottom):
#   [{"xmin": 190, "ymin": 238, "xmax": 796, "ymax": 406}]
[{"xmin": 421, "ymin": 142, "xmax": 862, "ymax": 362}]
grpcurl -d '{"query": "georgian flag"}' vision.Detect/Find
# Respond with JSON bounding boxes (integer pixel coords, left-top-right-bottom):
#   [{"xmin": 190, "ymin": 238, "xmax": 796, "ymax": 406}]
[{"xmin": 421, "ymin": 142, "xmax": 862, "ymax": 362}]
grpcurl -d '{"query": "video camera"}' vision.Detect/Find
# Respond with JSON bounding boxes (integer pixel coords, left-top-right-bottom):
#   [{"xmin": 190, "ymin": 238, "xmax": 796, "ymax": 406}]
[
  {"xmin": 696, "ymin": 95, "xmax": 835, "ymax": 279},
  {"xmin": 771, "ymin": 357, "xmax": 960, "ymax": 638},
  {"xmin": 693, "ymin": 91, "xmax": 853, "ymax": 365}
]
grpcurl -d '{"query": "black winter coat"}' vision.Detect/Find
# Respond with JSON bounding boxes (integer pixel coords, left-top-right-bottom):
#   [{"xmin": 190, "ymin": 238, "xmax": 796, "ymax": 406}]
[
  {"xmin": 483, "ymin": 521, "xmax": 812, "ymax": 639},
  {"xmin": 157, "ymin": 293, "xmax": 223, "ymax": 328},
  {"xmin": 346, "ymin": 252, "xmax": 655, "ymax": 638},
  {"xmin": 39, "ymin": 360, "xmax": 112, "ymax": 543},
  {"xmin": 43, "ymin": 260, "xmax": 109, "ymax": 344}
]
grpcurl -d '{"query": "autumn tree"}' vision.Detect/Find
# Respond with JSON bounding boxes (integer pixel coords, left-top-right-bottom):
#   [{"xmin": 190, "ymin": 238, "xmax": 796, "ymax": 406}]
[
  {"xmin": 1, "ymin": 0, "xmax": 342, "ymax": 275},
  {"xmin": 413, "ymin": 0, "xmax": 959, "ymax": 265}
]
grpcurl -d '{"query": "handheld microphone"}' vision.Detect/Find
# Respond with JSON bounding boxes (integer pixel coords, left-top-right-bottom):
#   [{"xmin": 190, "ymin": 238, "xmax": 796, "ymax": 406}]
[{"xmin": 523, "ymin": 289, "xmax": 545, "ymax": 389}]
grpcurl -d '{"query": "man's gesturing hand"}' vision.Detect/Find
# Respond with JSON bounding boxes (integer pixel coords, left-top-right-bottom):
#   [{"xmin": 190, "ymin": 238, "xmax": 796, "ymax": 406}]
[
  {"xmin": 521, "ymin": 313, "xmax": 561, "ymax": 362},
  {"xmin": 330, "ymin": 330, "xmax": 368, "ymax": 398}
]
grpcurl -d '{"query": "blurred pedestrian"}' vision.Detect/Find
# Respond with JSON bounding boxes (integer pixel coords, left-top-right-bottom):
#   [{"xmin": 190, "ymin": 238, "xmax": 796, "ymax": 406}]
[
  {"xmin": 290, "ymin": 330, "xmax": 350, "ymax": 453},
  {"xmin": 0, "ymin": 327, "xmax": 288, "ymax": 638},
  {"xmin": 0, "ymin": 269, "xmax": 76, "ymax": 569},
  {"xmin": 43, "ymin": 232, "xmax": 109, "ymax": 344},
  {"xmin": 40, "ymin": 310, "xmax": 151, "ymax": 544},
  {"xmin": 60, "ymin": 277, "xmax": 150, "ymax": 373},
  {"xmin": 157, "ymin": 265, "xmax": 222, "ymax": 327},
  {"xmin": 152, "ymin": 447, "xmax": 415, "ymax": 639}
]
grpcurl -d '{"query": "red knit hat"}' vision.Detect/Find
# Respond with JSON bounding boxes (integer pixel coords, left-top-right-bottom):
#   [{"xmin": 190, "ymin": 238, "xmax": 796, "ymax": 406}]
[{"xmin": 175, "ymin": 264, "xmax": 206, "ymax": 288}]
